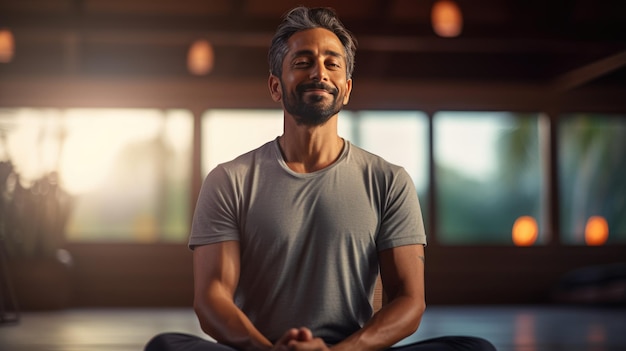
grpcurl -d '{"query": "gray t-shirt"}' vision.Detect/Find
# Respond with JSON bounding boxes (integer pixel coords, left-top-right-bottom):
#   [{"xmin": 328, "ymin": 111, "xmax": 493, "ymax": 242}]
[{"xmin": 189, "ymin": 138, "xmax": 426, "ymax": 344}]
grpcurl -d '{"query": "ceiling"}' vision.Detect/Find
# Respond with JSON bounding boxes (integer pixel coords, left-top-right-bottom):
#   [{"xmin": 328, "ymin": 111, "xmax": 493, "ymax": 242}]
[{"xmin": 1, "ymin": 0, "xmax": 625, "ymax": 92}]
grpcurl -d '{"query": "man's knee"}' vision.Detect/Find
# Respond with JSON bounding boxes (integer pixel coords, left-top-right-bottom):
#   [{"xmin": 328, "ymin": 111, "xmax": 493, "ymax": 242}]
[
  {"xmin": 145, "ymin": 332, "xmax": 171, "ymax": 351},
  {"xmin": 145, "ymin": 333, "xmax": 236, "ymax": 351},
  {"xmin": 144, "ymin": 332, "xmax": 197, "ymax": 351},
  {"xmin": 450, "ymin": 336, "xmax": 497, "ymax": 351},
  {"xmin": 415, "ymin": 335, "xmax": 497, "ymax": 351}
]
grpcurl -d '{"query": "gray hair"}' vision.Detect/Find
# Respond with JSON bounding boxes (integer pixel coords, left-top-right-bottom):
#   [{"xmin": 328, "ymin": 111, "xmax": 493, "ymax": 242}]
[{"xmin": 268, "ymin": 7, "xmax": 357, "ymax": 79}]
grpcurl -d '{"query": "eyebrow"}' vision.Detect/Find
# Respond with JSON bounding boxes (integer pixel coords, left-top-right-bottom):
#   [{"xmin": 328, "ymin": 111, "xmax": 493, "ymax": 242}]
[{"xmin": 291, "ymin": 49, "xmax": 344, "ymax": 60}]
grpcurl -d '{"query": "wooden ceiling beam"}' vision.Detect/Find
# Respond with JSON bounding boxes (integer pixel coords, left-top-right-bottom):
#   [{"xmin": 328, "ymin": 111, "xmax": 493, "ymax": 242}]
[{"xmin": 552, "ymin": 50, "xmax": 626, "ymax": 92}]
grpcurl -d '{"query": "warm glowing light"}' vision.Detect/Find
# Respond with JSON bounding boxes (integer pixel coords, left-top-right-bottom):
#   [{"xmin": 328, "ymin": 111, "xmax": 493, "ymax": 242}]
[
  {"xmin": 585, "ymin": 216, "xmax": 609, "ymax": 246},
  {"xmin": 431, "ymin": 0, "xmax": 463, "ymax": 38},
  {"xmin": 512, "ymin": 216, "xmax": 538, "ymax": 246},
  {"xmin": 0, "ymin": 28, "xmax": 15, "ymax": 63},
  {"xmin": 187, "ymin": 39, "xmax": 214, "ymax": 75},
  {"xmin": 58, "ymin": 109, "xmax": 165, "ymax": 195}
]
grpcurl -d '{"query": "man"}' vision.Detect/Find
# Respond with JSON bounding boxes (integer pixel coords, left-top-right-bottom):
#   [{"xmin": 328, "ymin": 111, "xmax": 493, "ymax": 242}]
[{"xmin": 146, "ymin": 6, "xmax": 496, "ymax": 351}]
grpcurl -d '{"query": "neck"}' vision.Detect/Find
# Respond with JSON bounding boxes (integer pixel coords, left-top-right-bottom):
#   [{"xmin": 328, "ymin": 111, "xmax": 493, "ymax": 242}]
[{"xmin": 279, "ymin": 115, "xmax": 344, "ymax": 173}]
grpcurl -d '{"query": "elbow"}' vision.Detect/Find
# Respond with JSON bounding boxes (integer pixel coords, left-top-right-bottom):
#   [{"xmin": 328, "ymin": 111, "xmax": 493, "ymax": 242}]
[
  {"xmin": 192, "ymin": 296, "xmax": 203, "ymax": 323},
  {"xmin": 417, "ymin": 298, "xmax": 426, "ymax": 316},
  {"xmin": 408, "ymin": 298, "xmax": 426, "ymax": 334},
  {"xmin": 193, "ymin": 299, "xmax": 216, "ymax": 337}
]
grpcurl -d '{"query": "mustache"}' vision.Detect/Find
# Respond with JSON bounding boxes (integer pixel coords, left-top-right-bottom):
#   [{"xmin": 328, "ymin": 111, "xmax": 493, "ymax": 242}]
[{"xmin": 296, "ymin": 82, "xmax": 338, "ymax": 95}]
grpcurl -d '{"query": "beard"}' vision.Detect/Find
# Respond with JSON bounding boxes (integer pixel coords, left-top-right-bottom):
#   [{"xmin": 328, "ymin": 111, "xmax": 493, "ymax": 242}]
[{"xmin": 282, "ymin": 81, "xmax": 344, "ymax": 127}]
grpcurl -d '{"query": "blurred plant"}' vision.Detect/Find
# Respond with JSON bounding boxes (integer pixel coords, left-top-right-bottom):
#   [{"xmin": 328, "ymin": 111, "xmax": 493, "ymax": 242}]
[{"xmin": 0, "ymin": 161, "xmax": 73, "ymax": 258}]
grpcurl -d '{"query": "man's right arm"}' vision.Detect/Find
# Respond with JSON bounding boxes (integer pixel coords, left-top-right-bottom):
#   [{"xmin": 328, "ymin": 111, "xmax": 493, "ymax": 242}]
[{"xmin": 193, "ymin": 241, "xmax": 274, "ymax": 351}]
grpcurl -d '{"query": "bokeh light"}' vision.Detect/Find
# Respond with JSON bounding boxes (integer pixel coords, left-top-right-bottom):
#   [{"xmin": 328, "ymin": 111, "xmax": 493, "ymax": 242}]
[
  {"xmin": 431, "ymin": 0, "xmax": 463, "ymax": 38},
  {"xmin": 187, "ymin": 39, "xmax": 214, "ymax": 76},
  {"xmin": 585, "ymin": 216, "xmax": 609, "ymax": 246},
  {"xmin": 513, "ymin": 216, "xmax": 538, "ymax": 246},
  {"xmin": 0, "ymin": 28, "xmax": 15, "ymax": 63}
]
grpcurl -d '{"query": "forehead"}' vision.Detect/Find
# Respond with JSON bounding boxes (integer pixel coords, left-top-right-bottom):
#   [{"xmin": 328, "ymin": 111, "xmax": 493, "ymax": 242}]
[{"xmin": 286, "ymin": 28, "xmax": 345, "ymax": 57}]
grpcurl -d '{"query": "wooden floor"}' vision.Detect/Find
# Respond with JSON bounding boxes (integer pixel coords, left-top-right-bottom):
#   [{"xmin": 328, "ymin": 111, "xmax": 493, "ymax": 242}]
[{"xmin": 0, "ymin": 306, "xmax": 625, "ymax": 351}]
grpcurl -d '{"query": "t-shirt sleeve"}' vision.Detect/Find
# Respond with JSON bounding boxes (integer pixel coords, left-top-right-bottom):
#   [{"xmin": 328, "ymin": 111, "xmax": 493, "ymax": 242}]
[
  {"xmin": 188, "ymin": 165, "xmax": 241, "ymax": 250},
  {"xmin": 375, "ymin": 167, "xmax": 427, "ymax": 251}
]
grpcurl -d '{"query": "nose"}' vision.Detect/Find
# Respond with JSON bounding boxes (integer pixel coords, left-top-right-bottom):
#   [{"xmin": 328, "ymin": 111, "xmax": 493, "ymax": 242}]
[{"xmin": 309, "ymin": 61, "xmax": 328, "ymax": 81}]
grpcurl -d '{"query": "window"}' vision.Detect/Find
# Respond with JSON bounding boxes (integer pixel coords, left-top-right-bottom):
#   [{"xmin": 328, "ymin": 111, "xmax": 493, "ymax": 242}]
[
  {"xmin": 559, "ymin": 114, "xmax": 626, "ymax": 245},
  {"xmin": 350, "ymin": 111, "xmax": 430, "ymax": 231},
  {"xmin": 201, "ymin": 109, "xmax": 356, "ymax": 175},
  {"xmin": 434, "ymin": 112, "xmax": 545, "ymax": 245},
  {"xmin": 0, "ymin": 108, "xmax": 193, "ymax": 243},
  {"xmin": 6, "ymin": 106, "xmax": 622, "ymax": 247},
  {"xmin": 201, "ymin": 110, "xmax": 284, "ymax": 175}
]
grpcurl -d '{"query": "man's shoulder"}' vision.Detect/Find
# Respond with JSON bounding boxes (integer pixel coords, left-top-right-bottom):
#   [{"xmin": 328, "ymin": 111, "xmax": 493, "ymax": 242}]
[
  {"xmin": 347, "ymin": 142, "xmax": 403, "ymax": 172},
  {"xmin": 206, "ymin": 139, "xmax": 277, "ymax": 182},
  {"xmin": 220, "ymin": 139, "xmax": 276, "ymax": 168}
]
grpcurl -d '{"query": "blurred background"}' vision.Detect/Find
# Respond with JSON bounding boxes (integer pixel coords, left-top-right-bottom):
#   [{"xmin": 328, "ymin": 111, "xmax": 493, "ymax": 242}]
[{"xmin": 0, "ymin": 0, "xmax": 625, "ymax": 311}]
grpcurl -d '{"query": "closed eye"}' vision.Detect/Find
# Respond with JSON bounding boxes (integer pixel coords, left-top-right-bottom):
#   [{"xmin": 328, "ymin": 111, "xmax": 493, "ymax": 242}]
[
  {"xmin": 293, "ymin": 59, "xmax": 311, "ymax": 68},
  {"xmin": 326, "ymin": 62, "xmax": 341, "ymax": 70}
]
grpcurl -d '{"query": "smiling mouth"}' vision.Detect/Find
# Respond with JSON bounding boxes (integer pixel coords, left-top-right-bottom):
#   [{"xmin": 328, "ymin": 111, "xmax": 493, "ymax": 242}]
[
  {"xmin": 304, "ymin": 89, "xmax": 331, "ymax": 94},
  {"xmin": 298, "ymin": 83, "xmax": 338, "ymax": 96}
]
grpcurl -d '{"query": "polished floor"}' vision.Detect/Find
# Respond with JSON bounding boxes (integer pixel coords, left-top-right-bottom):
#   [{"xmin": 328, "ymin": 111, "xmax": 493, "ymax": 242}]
[{"xmin": 0, "ymin": 306, "xmax": 624, "ymax": 351}]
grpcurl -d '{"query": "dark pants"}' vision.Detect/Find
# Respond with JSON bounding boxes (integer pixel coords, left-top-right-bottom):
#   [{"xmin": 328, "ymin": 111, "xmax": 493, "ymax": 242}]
[{"xmin": 145, "ymin": 332, "xmax": 497, "ymax": 351}]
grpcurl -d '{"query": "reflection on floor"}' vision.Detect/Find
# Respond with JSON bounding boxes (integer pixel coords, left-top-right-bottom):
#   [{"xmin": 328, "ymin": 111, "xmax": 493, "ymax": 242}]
[{"xmin": 0, "ymin": 306, "xmax": 625, "ymax": 351}]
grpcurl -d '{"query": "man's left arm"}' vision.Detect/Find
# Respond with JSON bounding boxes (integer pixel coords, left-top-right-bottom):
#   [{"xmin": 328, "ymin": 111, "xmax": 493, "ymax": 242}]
[
  {"xmin": 335, "ymin": 243, "xmax": 426, "ymax": 350},
  {"xmin": 287, "ymin": 244, "xmax": 426, "ymax": 351}
]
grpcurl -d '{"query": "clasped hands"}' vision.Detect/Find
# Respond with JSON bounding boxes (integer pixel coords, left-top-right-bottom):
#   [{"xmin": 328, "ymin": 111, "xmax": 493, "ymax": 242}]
[{"xmin": 272, "ymin": 327, "xmax": 331, "ymax": 351}]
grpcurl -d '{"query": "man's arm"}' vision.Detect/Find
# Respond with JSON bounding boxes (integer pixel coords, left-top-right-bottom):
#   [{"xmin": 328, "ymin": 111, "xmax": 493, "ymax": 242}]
[
  {"xmin": 331, "ymin": 244, "xmax": 426, "ymax": 351},
  {"xmin": 192, "ymin": 241, "xmax": 274, "ymax": 351}
]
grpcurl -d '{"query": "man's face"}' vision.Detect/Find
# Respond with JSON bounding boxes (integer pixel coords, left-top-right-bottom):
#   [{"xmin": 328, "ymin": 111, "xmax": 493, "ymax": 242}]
[{"xmin": 273, "ymin": 28, "xmax": 352, "ymax": 126}]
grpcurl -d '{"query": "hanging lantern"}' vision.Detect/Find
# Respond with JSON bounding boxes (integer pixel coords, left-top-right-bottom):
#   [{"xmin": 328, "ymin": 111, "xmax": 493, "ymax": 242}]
[
  {"xmin": 0, "ymin": 28, "xmax": 15, "ymax": 63},
  {"xmin": 187, "ymin": 39, "xmax": 214, "ymax": 76},
  {"xmin": 431, "ymin": 0, "xmax": 463, "ymax": 38}
]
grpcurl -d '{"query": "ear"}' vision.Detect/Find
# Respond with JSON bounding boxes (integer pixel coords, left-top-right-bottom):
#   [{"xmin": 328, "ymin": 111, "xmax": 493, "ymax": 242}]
[
  {"xmin": 268, "ymin": 74, "xmax": 282, "ymax": 102},
  {"xmin": 342, "ymin": 78, "xmax": 353, "ymax": 105}
]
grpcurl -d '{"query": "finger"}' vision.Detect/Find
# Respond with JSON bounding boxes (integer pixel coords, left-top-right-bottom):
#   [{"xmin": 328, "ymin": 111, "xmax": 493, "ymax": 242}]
[
  {"xmin": 276, "ymin": 328, "xmax": 299, "ymax": 346},
  {"xmin": 287, "ymin": 338, "xmax": 327, "ymax": 351},
  {"xmin": 297, "ymin": 327, "xmax": 313, "ymax": 341}
]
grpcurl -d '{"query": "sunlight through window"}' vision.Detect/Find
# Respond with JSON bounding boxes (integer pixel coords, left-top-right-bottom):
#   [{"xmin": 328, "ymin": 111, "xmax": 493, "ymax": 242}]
[
  {"xmin": 559, "ymin": 114, "xmax": 626, "ymax": 245},
  {"xmin": 201, "ymin": 110, "xmax": 284, "ymax": 175},
  {"xmin": 435, "ymin": 112, "xmax": 545, "ymax": 244},
  {"xmin": 0, "ymin": 108, "xmax": 193, "ymax": 243}
]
